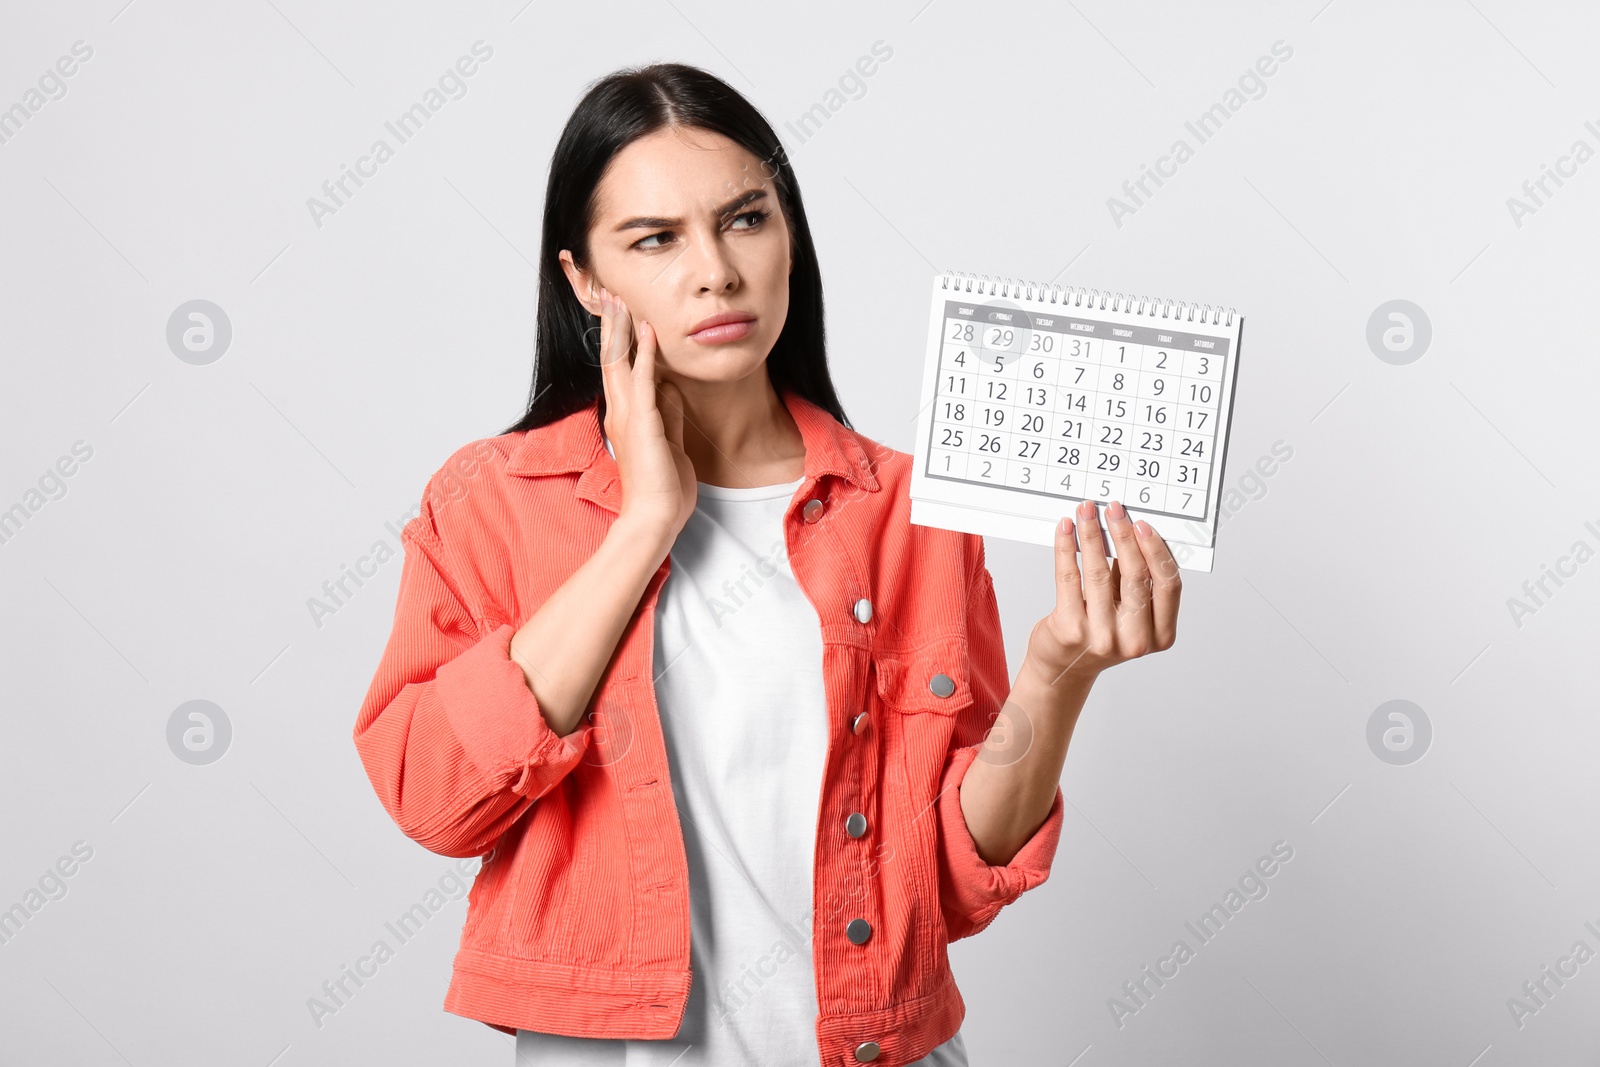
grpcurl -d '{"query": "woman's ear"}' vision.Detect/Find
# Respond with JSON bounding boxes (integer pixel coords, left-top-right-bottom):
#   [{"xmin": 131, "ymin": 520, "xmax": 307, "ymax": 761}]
[{"xmin": 559, "ymin": 249, "xmax": 602, "ymax": 315}]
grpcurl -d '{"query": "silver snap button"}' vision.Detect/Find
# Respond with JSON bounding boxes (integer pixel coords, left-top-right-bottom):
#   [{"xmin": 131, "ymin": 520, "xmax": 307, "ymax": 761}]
[
  {"xmin": 929, "ymin": 673, "xmax": 955, "ymax": 698},
  {"xmin": 845, "ymin": 812, "xmax": 868, "ymax": 838},
  {"xmin": 854, "ymin": 1041, "xmax": 881, "ymax": 1062},
  {"xmin": 852, "ymin": 598, "xmax": 873, "ymax": 624},
  {"xmin": 846, "ymin": 917, "xmax": 872, "ymax": 944},
  {"xmin": 850, "ymin": 712, "xmax": 869, "ymax": 736},
  {"xmin": 802, "ymin": 498, "xmax": 824, "ymax": 523}
]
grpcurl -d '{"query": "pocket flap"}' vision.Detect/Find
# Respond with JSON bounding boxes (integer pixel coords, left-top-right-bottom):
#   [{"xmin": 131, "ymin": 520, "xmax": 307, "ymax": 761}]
[{"xmin": 874, "ymin": 639, "xmax": 971, "ymax": 714}]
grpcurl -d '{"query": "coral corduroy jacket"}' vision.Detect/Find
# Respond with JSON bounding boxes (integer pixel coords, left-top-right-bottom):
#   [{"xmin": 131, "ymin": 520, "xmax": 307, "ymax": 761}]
[{"xmin": 352, "ymin": 391, "xmax": 1065, "ymax": 1066}]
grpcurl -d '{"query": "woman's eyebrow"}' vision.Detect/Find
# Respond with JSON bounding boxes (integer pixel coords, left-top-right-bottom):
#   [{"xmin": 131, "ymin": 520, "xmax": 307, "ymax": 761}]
[{"xmin": 612, "ymin": 189, "xmax": 769, "ymax": 233}]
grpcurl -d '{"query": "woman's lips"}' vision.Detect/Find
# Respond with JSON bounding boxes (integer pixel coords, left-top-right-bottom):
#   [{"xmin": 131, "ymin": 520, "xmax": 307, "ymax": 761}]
[{"xmin": 688, "ymin": 318, "xmax": 756, "ymax": 344}]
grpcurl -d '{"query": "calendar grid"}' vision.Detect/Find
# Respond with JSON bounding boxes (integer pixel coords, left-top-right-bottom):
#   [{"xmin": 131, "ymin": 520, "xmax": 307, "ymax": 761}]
[{"xmin": 922, "ymin": 299, "xmax": 1232, "ymax": 523}]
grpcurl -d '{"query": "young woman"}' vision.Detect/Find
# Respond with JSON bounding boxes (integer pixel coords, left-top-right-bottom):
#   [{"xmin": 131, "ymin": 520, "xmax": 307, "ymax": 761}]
[{"xmin": 353, "ymin": 63, "xmax": 1180, "ymax": 1067}]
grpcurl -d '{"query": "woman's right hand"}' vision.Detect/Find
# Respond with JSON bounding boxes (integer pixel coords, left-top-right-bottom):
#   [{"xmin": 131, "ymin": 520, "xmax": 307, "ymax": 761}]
[{"xmin": 595, "ymin": 285, "xmax": 697, "ymax": 545}]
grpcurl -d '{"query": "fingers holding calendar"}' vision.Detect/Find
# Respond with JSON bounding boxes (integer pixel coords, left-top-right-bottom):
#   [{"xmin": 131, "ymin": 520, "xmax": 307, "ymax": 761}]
[
  {"xmin": 1052, "ymin": 508, "xmax": 1087, "ymax": 616},
  {"xmin": 1030, "ymin": 498, "xmax": 1182, "ymax": 683},
  {"xmin": 1137, "ymin": 513, "xmax": 1182, "ymax": 651},
  {"xmin": 1071, "ymin": 500, "xmax": 1118, "ymax": 641},
  {"xmin": 1104, "ymin": 499, "xmax": 1154, "ymax": 619}
]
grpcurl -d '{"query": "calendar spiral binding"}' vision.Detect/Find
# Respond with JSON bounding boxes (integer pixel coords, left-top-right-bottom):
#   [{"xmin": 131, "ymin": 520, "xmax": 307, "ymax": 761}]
[{"xmin": 937, "ymin": 270, "xmax": 1237, "ymax": 328}]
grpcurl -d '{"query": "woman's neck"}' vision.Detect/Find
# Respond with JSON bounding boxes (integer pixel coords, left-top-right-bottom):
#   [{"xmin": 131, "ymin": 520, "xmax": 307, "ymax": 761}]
[{"xmin": 664, "ymin": 372, "xmax": 806, "ymax": 488}]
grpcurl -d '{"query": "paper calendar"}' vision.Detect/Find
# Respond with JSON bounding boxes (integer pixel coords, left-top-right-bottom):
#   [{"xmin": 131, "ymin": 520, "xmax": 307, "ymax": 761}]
[{"xmin": 909, "ymin": 271, "xmax": 1244, "ymax": 573}]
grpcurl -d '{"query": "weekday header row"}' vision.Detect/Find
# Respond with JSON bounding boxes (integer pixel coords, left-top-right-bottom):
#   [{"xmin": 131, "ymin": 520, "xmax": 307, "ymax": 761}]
[{"xmin": 943, "ymin": 299, "xmax": 1233, "ymax": 356}]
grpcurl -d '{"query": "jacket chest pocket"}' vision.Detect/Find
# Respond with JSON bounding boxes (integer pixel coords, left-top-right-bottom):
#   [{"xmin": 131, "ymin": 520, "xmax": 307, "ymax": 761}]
[
  {"xmin": 873, "ymin": 637, "xmax": 972, "ymax": 715},
  {"xmin": 869, "ymin": 639, "xmax": 972, "ymax": 925}
]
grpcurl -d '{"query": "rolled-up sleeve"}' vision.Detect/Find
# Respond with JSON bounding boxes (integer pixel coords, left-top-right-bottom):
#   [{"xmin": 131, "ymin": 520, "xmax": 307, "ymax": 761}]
[
  {"xmin": 935, "ymin": 539, "xmax": 1066, "ymax": 942},
  {"xmin": 352, "ymin": 502, "xmax": 592, "ymax": 858}
]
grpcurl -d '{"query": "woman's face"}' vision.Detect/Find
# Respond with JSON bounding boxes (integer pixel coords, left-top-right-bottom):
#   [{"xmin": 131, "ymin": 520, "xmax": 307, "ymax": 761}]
[{"xmin": 561, "ymin": 125, "xmax": 792, "ymax": 387}]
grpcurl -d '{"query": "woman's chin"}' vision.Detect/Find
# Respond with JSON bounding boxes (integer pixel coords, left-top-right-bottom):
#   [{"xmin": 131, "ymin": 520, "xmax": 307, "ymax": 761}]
[{"xmin": 657, "ymin": 347, "xmax": 771, "ymax": 386}]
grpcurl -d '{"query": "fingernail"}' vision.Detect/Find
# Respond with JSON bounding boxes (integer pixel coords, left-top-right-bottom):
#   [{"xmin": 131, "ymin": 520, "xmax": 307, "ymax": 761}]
[
  {"xmin": 1109, "ymin": 500, "xmax": 1126, "ymax": 521},
  {"xmin": 1135, "ymin": 520, "xmax": 1151, "ymax": 537}
]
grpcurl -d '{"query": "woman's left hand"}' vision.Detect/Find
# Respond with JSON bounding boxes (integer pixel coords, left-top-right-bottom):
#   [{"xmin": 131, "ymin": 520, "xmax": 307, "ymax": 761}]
[{"xmin": 1022, "ymin": 497, "xmax": 1182, "ymax": 687}]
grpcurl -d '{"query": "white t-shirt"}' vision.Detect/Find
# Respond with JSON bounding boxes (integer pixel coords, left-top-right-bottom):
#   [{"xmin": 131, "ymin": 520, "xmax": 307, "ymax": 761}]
[{"xmin": 517, "ymin": 465, "xmax": 966, "ymax": 1066}]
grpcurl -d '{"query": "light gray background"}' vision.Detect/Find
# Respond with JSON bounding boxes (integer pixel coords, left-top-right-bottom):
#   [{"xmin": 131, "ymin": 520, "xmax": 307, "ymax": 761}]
[{"xmin": 3, "ymin": 1, "xmax": 1597, "ymax": 1064}]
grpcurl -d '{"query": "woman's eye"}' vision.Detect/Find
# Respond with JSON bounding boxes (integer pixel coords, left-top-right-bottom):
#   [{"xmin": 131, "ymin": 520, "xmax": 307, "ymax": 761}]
[
  {"xmin": 729, "ymin": 208, "xmax": 770, "ymax": 230},
  {"xmin": 631, "ymin": 209, "xmax": 768, "ymax": 251}
]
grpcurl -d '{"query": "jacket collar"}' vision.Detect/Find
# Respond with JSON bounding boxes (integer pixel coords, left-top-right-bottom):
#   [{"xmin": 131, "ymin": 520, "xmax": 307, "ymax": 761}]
[{"xmin": 504, "ymin": 390, "xmax": 881, "ymax": 512}]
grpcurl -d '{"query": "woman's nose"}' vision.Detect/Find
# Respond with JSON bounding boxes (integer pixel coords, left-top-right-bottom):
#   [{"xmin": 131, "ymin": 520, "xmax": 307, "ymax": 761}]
[{"xmin": 688, "ymin": 229, "xmax": 739, "ymax": 293}]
